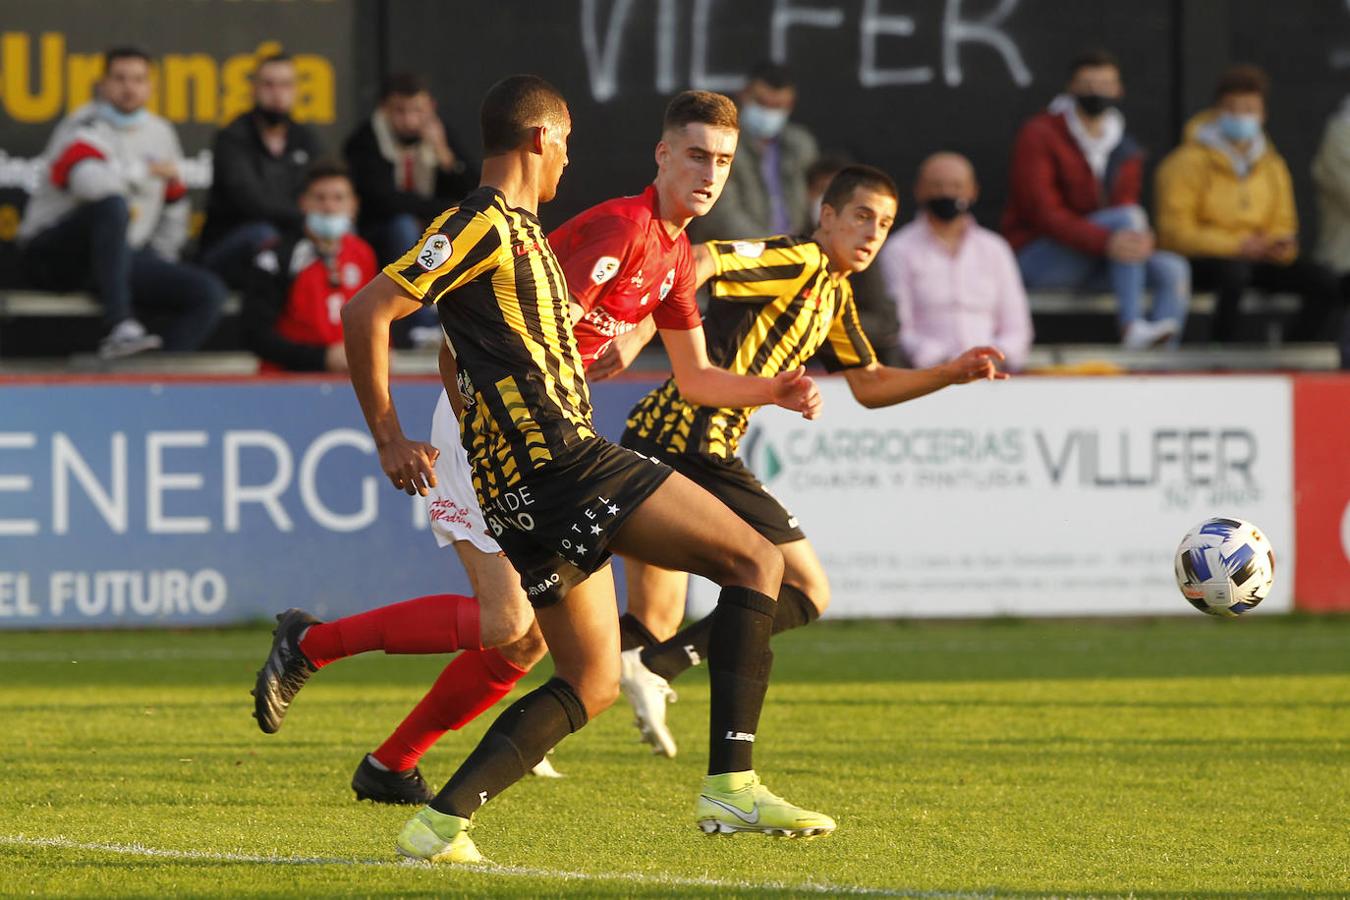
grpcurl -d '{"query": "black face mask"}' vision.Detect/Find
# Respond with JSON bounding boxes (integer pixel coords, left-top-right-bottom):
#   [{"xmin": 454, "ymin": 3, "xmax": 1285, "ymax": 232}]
[
  {"xmin": 254, "ymin": 106, "xmax": 289, "ymax": 127},
  {"xmin": 1073, "ymin": 93, "xmax": 1114, "ymax": 117},
  {"xmin": 925, "ymin": 196, "xmax": 969, "ymax": 222}
]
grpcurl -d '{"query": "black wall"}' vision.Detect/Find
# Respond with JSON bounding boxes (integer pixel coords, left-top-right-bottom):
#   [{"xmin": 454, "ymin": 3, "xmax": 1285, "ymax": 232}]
[{"xmin": 381, "ymin": 0, "xmax": 1348, "ymax": 242}]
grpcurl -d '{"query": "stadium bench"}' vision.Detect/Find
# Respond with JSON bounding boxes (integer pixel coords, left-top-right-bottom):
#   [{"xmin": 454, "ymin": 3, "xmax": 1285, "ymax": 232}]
[{"xmin": 1027, "ymin": 290, "xmax": 1302, "ymax": 344}]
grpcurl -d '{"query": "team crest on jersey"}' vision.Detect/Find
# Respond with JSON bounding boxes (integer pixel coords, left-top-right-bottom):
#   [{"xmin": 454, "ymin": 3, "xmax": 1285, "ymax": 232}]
[
  {"xmin": 591, "ymin": 256, "xmax": 620, "ymax": 285},
  {"xmin": 658, "ymin": 267, "xmax": 676, "ymax": 300},
  {"xmin": 732, "ymin": 241, "xmax": 766, "ymax": 258},
  {"xmin": 417, "ymin": 234, "xmax": 451, "ymax": 271}
]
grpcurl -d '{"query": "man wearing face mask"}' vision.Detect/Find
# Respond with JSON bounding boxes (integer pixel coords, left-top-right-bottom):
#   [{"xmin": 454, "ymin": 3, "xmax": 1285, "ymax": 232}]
[
  {"xmin": 1156, "ymin": 65, "xmax": 1346, "ymax": 364},
  {"xmin": 344, "ymin": 73, "xmax": 479, "ymax": 350},
  {"xmin": 344, "ymin": 73, "xmax": 478, "ymax": 266},
  {"xmin": 689, "ymin": 62, "xmax": 818, "ymax": 243},
  {"xmin": 18, "ymin": 46, "xmax": 227, "ymax": 359},
  {"xmin": 1003, "ymin": 49, "xmax": 1190, "ymax": 350},
  {"xmin": 881, "ymin": 153, "xmax": 1033, "ymax": 371},
  {"xmin": 240, "ymin": 161, "xmax": 376, "ymax": 372},
  {"xmin": 200, "ymin": 53, "xmax": 323, "ymax": 288}
]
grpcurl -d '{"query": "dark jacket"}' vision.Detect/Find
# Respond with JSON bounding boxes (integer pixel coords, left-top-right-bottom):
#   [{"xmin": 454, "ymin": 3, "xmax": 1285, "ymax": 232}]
[
  {"xmin": 1000, "ymin": 110, "xmax": 1144, "ymax": 256},
  {"xmin": 201, "ymin": 112, "xmax": 322, "ymax": 250},
  {"xmin": 343, "ymin": 118, "xmax": 477, "ymax": 228}
]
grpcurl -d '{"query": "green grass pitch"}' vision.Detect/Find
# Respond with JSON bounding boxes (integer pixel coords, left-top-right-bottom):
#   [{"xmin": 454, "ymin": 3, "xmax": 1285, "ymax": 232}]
[{"xmin": 1, "ymin": 616, "xmax": 1347, "ymax": 897}]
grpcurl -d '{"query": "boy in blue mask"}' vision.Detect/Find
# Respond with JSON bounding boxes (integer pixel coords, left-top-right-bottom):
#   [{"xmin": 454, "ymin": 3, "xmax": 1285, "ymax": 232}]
[{"xmin": 240, "ymin": 160, "xmax": 377, "ymax": 372}]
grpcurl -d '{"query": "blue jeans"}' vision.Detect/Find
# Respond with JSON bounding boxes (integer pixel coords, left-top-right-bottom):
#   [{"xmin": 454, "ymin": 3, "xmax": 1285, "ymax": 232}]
[
  {"xmin": 23, "ymin": 196, "xmax": 227, "ymax": 351},
  {"xmin": 1017, "ymin": 205, "xmax": 1191, "ymax": 337},
  {"xmin": 199, "ymin": 221, "xmax": 280, "ymax": 289}
]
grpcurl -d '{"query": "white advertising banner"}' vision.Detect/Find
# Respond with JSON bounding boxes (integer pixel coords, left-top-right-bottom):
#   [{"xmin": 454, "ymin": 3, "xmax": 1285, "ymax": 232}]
[{"xmin": 689, "ymin": 376, "xmax": 1294, "ymax": 618}]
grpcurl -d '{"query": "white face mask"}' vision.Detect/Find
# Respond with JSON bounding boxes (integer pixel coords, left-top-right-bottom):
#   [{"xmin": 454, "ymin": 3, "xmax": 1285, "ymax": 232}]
[
  {"xmin": 740, "ymin": 101, "xmax": 788, "ymax": 140},
  {"xmin": 306, "ymin": 211, "xmax": 351, "ymax": 241}
]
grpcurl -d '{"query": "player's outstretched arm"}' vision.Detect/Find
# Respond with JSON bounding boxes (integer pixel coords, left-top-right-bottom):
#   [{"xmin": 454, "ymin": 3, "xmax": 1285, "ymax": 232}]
[
  {"xmin": 843, "ymin": 346, "xmax": 1008, "ymax": 409},
  {"xmin": 660, "ymin": 325, "xmax": 823, "ymax": 419},
  {"xmin": 342, "ymin": 273, "xmax": 441, "ymax": 496},
  {"xmin": 589, "ymin": 315, "xmax": 658, "ymax": 381}
]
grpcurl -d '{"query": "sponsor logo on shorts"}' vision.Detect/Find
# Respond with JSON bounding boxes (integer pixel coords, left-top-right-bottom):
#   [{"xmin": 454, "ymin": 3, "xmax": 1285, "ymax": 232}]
[
  {"xmin": 527, "ymin": 573, "xmax": 561, "ymax": 597},
  {"xmin": 428, "ymin": 499, "xmax": 473, "ymax": 528}
]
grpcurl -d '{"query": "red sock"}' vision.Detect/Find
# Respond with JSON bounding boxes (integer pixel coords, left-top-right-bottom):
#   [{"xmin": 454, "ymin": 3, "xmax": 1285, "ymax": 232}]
[
  {"xmin": 298, "ymin": 594, "xmax": 481, "ymax": 669},
  {"xmin": 371, "ymin": 648, "xmax": 529, "ymax": 772}
]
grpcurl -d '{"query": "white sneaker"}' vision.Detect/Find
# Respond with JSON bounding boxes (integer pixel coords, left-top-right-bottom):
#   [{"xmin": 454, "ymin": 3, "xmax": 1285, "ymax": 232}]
[
  {"xmin": 529, "ymin": 750, "xmax": 564, "ymax": 778},
  {"xmin": 619, "ymin": 648, "xmax": 678, "ymax": 758},
  {"xmin": 1121, "ymin": 318, "xmax": 1179, "ymax": 350},
  {"xmin": 98, "ymin": 319, "xmax": 162, "ymax": 360}
]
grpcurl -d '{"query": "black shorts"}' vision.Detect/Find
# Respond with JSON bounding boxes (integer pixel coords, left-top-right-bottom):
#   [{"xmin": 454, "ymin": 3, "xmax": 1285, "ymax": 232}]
[
  {"xmin": 478, "ymin": 438, "xmax": 674, "ymax": 608},
  {"xmin": 620, "ymin": 433, "xmax": 805, "ymax": 545}
]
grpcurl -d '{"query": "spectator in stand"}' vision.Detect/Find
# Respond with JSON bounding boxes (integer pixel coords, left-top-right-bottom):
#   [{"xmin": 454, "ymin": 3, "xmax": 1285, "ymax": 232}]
[
  {"xmin": 806, "ymin": 155, "xmax": 903, "ymax": 365},
  {"xmin": 1157, "ymin": 65, "xmax": 1345, "ymax": 363},
  {"xmin": 18, "ymin": 46, "xmax": 226, "ymax": 359},
  {"xmin": 1003, "ymin": 49, "xmax": 1189, "ymax": 349},
  {"xmin": 241, "ymin": 161, "xmax": 376, "ymax": 372},
  {"xmin": 199, "ymin": 53, "xmax": 321, "ymax": 288},
  {"xmin": 882, "ymin": 152, "xmax": 1032, "ymax": 372},
  {"xmin": 343, "ymin": 72, "xmax": 476, "ymax": 265},
  {"xmin": 689, "ymin": 62, "xmax": 818, "ymax": 242},
  {"xmin": 1314, "ymin": 96, "xmax": 1350, "ymax": 291}
]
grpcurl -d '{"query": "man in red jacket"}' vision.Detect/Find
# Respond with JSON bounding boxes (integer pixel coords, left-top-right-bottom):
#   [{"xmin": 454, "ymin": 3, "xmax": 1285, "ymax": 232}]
[{"xmin": 1002, "ymin": 49, "xmax": 1190, "ymax": 349}]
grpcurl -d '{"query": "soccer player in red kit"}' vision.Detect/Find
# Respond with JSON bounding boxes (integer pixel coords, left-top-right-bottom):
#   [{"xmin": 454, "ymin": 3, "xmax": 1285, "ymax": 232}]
[{"xmin": 251, "ymin": 90, "xmax": 822, "ymax": 806}]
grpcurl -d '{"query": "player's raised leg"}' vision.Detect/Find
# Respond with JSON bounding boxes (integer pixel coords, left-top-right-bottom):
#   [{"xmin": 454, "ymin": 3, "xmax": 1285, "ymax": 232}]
[
  {"xmin": 352, "ymin": 541, "xmax": 548, "ymax": 804},
  {"xmin": 620, "ymin": 536, "xmax": 829, "ymax": 758},
  {"xmin": 398, "ymin": 567, "xmax": 620, "ymax": 862},
  {"xmin": 640, "ymin": 538, "xmax": 828, "ymax": 685},
  {"xmin": 606, "ymin": 473, "xmax": 836, "ymax": 838}
]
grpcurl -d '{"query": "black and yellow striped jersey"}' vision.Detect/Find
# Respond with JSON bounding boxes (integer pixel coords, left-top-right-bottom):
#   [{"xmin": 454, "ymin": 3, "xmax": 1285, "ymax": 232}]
[
  {"xmin": 625, "ymin": 234, "xmax": 875, "ymax": 458},
  {"xmin": 384, "ymin": 187, "xmax": 594, "ymax": 496}
]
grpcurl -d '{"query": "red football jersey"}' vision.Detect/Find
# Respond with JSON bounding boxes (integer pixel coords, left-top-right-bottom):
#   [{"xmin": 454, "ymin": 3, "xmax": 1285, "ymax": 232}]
[
  {"xmin": 548, "ymin": 184, "xmax": 701, "ymax": 366},
  {"xmin": 273, "ymin": 233, "xmax": 377, "ymax": 349}
]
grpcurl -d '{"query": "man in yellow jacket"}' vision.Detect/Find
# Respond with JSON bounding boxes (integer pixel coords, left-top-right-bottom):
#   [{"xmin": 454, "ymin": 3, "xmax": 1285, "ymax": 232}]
[{"xmin": 1156, "ymin": 65, "xmax": 1345, "ymax": 363}]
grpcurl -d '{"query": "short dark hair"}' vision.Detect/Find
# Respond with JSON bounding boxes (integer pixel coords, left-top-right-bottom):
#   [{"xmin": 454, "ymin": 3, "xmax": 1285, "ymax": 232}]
[
  {"xmin": 1214, "ymin": 64, "xmax": 1269, "ymax": 101},
  {"xmin": 1067, "ymin": 48, "xmax": 1120, "ymax": 79},
  {"xmin": 381, "ymin": 72, "xmax": 430, "ymax": 101},
  {"xmin": 479, "ymin": 74, "xmax": 568, "ymax": 156},
  {"xmin": 663, "ymin": 90, "xmax": 738, "ymax": 133},
  {"xmin": 748, "ymin": 61, "xmax": 794, "ymax": 91},
  {"xmin": 303, "ymin": 158, "xmax": 351, "ymax": 191},
  {"xmin": 104, "ymin": 47, "xmax": 151, "ymax": 71},
  {"xmin": 806, "ymin": 154, "xmax": 852, "ymax": 187},
  {"xmin": 822, "ymin": 164, "xmax": 898, "ymax": 213},
  {"xmin": 255, "ymin": 52, "xmax": 293, "ymax": 75}
]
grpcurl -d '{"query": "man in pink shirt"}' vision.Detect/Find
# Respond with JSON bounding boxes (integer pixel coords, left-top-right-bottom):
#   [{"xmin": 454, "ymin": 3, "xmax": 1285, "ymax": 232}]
[{"xmin": 878, "ymin": 152, "xmax": 1033, "ymax": 371}]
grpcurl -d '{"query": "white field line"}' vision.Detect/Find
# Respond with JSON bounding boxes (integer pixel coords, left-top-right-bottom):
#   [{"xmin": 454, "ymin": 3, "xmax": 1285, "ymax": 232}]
[{"xmin": 0, "ymin": 834, "xmax": 982, "ymax": 898}]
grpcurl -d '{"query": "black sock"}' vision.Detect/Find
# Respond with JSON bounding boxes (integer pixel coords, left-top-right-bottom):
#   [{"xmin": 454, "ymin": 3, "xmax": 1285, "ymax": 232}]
[
  {"xmin": 641, "ymin": 584, "xmax": 819, "ymax": 682},
  {"xmin": 618, "ymin": 612, "xmax": 659, "ymax": 651},
  {"xmin": 706, "ymin": 586, "xmax": 776, "ymax": 775},
  {"xmin": 430, "ymin": 677, "xmax": 587, "ymax": 818}
]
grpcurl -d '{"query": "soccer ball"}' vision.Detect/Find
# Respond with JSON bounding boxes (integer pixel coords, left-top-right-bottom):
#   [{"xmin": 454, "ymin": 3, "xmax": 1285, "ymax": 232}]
[{"xmin": 1174, "ymin": 517, "xmax": 1276, "ymax": 617}]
